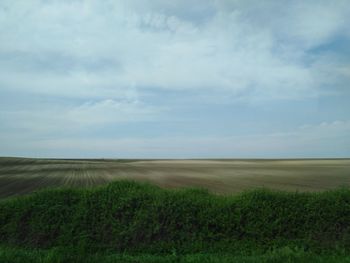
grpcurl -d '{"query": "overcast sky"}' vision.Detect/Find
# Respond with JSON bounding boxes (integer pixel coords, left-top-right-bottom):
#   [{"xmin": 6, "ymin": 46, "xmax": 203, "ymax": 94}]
[{"xmin": 0, "ymin": 0, "xmax": 349, "ymax": 158}]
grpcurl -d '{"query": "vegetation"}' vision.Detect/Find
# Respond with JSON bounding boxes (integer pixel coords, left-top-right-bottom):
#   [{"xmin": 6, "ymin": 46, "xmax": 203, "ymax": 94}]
[
  {"xmin": 0, "ymin": 180, "xmax": 350, "ymax": 261},
  {"xmin": 1, "ymin": 245, "xmax": 350, "ymax": 263}
]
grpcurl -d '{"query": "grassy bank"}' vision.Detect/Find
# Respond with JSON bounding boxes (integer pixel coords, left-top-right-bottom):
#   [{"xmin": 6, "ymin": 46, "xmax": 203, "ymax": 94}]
[
  {"xmin": 1, "ymin": 245, "xmax": 349, "ymax": 263},
  {"xmin": 1, "ymin": 180, "xmax": 350, "ymax": 261}
]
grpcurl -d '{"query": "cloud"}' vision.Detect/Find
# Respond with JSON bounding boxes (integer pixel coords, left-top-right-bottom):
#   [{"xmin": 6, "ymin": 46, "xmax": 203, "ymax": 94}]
[
  {"xmin": 215, "ymin": 0, "xmax": 350, "ymax": 48},
  {"xmin": 0, "ymin": 98, "xmax": 160, "ymax": 136},
  {"xmin": 0, "ymin": 0, "xmax": 349, "ymax": 157},
  {"xmin": 67, "ymin": 99, "xmax": 159, "ymax": 125},
  {"xmin": 1, "ymin": 0, "xmax": 348, "ymax": 101},
  {"xmin": 1, "ymin": 120, "xmax": 349, "ymax": 158}
]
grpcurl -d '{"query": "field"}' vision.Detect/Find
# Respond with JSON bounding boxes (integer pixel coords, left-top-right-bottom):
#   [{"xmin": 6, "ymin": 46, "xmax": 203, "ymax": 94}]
[
  {"xmin": 0, "ymin": 157, "xmax": 349, "ymax": 198},
  {"xmin": 1, "ymin": 157, "xmax": 350, "ymax": 262}
]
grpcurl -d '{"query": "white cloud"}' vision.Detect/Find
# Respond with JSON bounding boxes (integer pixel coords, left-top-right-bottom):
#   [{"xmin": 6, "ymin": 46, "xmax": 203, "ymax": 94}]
[
  {"xmin": 0, "ymin": 0, "xmax": 349, "ymax": 158},
  {"xmin": 1, "ymin": 0, "xmax": 348, "ymax": 101},
  {"xmin": 0, "ymin": 99, "xmax": 160, "ymax": 135},
  {"xmin": 215, "ymin": 0, "xmax": 350, "ymax": 49},
  {"xmin": 1, "ymin": 120, "xmax": 349, "ymax": 158},
  {"xmin": 67, "ymin": 99, "xmax": 159, "ymax": 125}
]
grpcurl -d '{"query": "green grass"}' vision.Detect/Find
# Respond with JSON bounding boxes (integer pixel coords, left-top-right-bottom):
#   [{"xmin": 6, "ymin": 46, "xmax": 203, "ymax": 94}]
[
  {"xmin": 0, "ymin": 180, "xmax": 350, "ymax": 261},
  {"xmin": 1, "ymin": 246, "xmax": 350, "ymax": 263}
]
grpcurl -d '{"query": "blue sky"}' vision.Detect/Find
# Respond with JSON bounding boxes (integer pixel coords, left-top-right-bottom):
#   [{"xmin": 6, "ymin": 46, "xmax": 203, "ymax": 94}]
[{"xmin": 0, "ymin": 0, "xmax": 349, "ymax": 158}]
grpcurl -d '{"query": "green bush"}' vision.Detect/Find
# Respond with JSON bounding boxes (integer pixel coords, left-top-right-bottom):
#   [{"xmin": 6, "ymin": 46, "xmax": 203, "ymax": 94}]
[
  {"xmin": 0, "ymin": 246, "xmax": 350, "ymax": 263},
  {"xmin": 1, "ymin": 181, "xmax": 349, "ymax": 254}
]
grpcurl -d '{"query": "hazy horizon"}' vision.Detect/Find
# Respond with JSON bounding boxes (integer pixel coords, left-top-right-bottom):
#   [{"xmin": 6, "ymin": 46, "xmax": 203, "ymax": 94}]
[{"xmin": 1, "ymin": 0, "xmax": 350, "ymax": 158}]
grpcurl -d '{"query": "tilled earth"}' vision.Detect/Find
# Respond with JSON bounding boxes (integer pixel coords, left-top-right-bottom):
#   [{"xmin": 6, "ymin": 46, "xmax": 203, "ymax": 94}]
[{"xmin": 0, "ymin": 157, "xmax": 349, "ymax": 198}]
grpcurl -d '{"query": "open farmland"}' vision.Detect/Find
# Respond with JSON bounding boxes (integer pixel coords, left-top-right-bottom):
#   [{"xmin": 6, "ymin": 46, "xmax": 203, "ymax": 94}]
[
  {"xmin": 1, "ymin": 159, "xmax": 350, "ymax": 262},
  {"xmin": 0, "ymin": 157, "xmax": 349, "ymax": 198}
]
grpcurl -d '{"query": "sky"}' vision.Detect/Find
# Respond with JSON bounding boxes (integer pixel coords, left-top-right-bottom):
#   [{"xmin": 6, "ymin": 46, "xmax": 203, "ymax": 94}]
[{"xmin": 0, "ymin": 0, "xmax": 350, "ymax": 158}]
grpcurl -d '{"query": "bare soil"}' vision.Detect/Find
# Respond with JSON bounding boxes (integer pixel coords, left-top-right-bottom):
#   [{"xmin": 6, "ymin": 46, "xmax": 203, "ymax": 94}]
[{"xmin": 0, "ymin": 157, "xmax": 349, "ymax": 198}]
